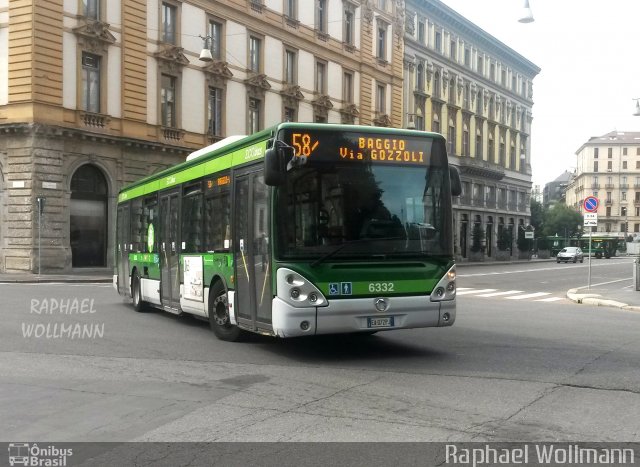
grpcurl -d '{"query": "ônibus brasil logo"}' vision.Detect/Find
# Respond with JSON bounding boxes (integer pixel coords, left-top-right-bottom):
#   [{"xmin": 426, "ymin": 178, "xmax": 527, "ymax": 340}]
[{"xmin": 7, "ymin": 443, "xmax": 73, "ymax": 466}]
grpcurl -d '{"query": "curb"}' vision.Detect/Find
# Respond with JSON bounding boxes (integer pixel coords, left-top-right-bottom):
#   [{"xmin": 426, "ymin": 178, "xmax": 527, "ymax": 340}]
[{"xmin": 566, "ymin": 288, "xmax": 640, "ymax": 312}]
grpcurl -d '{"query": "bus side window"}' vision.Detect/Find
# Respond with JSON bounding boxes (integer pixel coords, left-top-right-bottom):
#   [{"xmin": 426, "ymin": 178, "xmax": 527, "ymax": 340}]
[
  {"xmin": 143, "ymin": 196, "xmax": 158, "ymax": 253},
  {"xmin": 131, "ymin": 198, "xmax": 143, "ymax": 252},
  {"xmin": 204, "ymin": 193, "xmax": 231, "ymax": 251}
]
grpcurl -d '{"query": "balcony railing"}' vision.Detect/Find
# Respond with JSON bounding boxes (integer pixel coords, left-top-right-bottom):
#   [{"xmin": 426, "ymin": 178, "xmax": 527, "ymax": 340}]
[
  {"xmin": 605, "ymin": 183, "xmax": 614, "ymax": 189},
  {"xmin": 78, "ymin": 111, "xmax": 110, "ymax": 129},
  {"xmin": 605, "ymin": 199, "xmax": 613, "ymax": 205},
  {"xmin": 591, "ymin": 183, "xmax": 600, "ymax": 189},
  {"xmin": 620, "ymin": 184, "xmax": 629, "ymax": 189}
]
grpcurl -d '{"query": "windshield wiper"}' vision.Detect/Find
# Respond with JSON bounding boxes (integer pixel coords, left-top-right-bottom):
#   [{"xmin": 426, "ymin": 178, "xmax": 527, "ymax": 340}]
[{"xmin": 310, "ymin": 237, "xmax": 403, "ymax": 268}]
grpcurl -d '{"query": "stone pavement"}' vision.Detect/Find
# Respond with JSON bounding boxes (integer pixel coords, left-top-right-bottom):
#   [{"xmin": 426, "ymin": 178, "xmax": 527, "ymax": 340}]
[{"xmin": 1, "ymin": 259, "xmax": 640, "ymax": 312}]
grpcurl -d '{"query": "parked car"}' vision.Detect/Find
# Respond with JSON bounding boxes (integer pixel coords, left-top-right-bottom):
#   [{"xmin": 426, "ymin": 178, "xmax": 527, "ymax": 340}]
[{"xmin": 557, "ymin": 246, "xmax": 584, "ymax": 263}]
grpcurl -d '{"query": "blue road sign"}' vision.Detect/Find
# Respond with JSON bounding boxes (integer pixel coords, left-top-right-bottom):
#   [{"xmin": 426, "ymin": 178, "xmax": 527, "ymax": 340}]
[{"xmin": 584, "ymin": 196, "xmax": 599, "ymax": 212}]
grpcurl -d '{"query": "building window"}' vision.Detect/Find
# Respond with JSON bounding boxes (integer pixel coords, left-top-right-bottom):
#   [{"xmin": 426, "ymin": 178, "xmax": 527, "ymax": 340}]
[
  {"xmin": 248, "ymin": 98, "xmax": 261, "ymax": 133},
  {"xmin": 448, "ymin": 118, "xmax": 456, "ymax": 155},
  {"xmin": 315, "ymin": 60, "xmax": 326, "ymax": 94},
  {"xmin": 284, "ymin": 49, "xmax": 296, "ymax": 84},
  {"xmin": 433, "ymin": 71, "xmax": 441, "ymax": 99},
  {"xmin": 83, "ymin": 0, "xmax": 100, "ymax": 20},
  {"xmin": 376, "ymin": 83, "xmax": 386, "ymax": 114},
  {"xmin": 208, "ymin": 87, "xmax": 222, "ymax": 138},
  {"xmin": 418, "ymin": 21, "xmax": 425, "ymax": 44},
  {"xmin": 344, "ymin": 6, "xmax": 355, "ymax": 45},
  {"xmin": 161, "ymin": 74, "xmax": 176, "ymax": 127},
  {"xmin": 608, "ymin": 161, "xmax": 612, "ymax": 170},
  {"xmin": 249, "ymin": 36, "xmax": 261, "ymax": 73},
  {"xmin": 462, "ymin": 123, "xmax": 470, "ymax": 157},
  {"xmin": 81, "ymin": 53, "xmax": 100, "ymax": 113},
  {"xmin": 316, "ymin": 0, "xmax": 327, "ymax": 33},
  {"xmin": 343, "ymin": 71, "xmax": 354, "ymax": 103},
  {"xmin": 209, "ymin": 20, "xmax": 223, "ymax": 61},
  {"xmin": 464, "ymin": 47, "xmax": 470, "ymax": 67},
  {"xmin": 416, "ymin": 64, "xmax": 424, "ymax": 92},
  {"xmin": 475, "ymin": 126, "xmax": 482, "ymax": 158},
  {"xmin": 477, "ymin": 54, "xmax": 484, "ymax": 75},
  {"xmin": 594, "ymin": 161, "xmax": 598, "ymax": 172},
  {"xmin": 608, "ymin": 147, "xmax": 613, "ymax": 158},
  {"xmin": 594, "ymin": 147, "xmax": 599, "ymax": 158},
  {"xmin": 623, "ymin": 147, "xmax": 628, "ymax": 156},
  {"xmin": 622, "ymin": 192, "xmax": 627, "ymax": 201},
  {"xmin": 376, "ymin": 22, "xmax": 387, "ymax": 60},
  {"xmin": 510, "ymin": 142, "xmax": 516, "ymax": 169},
  {"xmin": 284, "ymin": 0, "xmax": 297, "ymax": 19},
  {"xmin": 450, "ymin": 39, "xmax": 457, "ymax": 61},
  {"xmin": 490, "ymin": 62, "xmax": 495, "ymax": 81},
  {"xmin": 623, "ymin": 161, "xmax": 628, "ymax": 169},
  {"xmin": 432, "ymin": 104, "xmax": 440, "ymax": 133},
  {"xmin": 284, "ymin": 107, "xmax": 296, "ymax": 122},
  {"xmin": 435, "ymin": 30, "xmax": 442, "ymax": 53},
  {"xmin": 161, "ymin": 2, "xmax": 177, "ymax": 44}
]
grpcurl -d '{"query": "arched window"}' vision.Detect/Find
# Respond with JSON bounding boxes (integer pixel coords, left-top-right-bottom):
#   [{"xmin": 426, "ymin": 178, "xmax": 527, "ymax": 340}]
[{"xmin": 416, "ymin": 63, "xmax": 424, "ymax": 91}]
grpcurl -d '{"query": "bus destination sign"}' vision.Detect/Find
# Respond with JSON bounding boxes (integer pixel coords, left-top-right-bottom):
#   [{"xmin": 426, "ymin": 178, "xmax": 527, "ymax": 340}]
[{"xmin": 282, "ymin": 130, "xmax": 431, "ymax": 166}]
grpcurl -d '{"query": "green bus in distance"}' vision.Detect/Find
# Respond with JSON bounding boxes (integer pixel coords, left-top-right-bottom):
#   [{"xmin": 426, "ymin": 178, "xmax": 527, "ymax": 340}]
[{"xmin": 114, "ymin": 123, "xmax": 461, "ymax": 341}]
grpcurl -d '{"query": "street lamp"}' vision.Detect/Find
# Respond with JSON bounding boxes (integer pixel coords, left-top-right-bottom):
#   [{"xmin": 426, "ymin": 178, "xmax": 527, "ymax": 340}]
[
  {"xmin": 406, "ymin": 107, "xmax": 423, "ymax": 130},
  {"xmin": 633, "ymin": 98, "xmax": 640, "ymax": 117},
  {"xmin": 198, "ymin": 35, "xmax": 213, "ymax": 62},
  {"xmin": 518, "ymin": 0, "xmax": 534, "ymax": 23}
]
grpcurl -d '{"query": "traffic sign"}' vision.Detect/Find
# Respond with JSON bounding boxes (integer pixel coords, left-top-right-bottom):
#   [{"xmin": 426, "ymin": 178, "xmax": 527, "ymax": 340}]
[
  {"xmin": 584, "ymin": 212, "xmax": 598, "ymax": 227},
  {"xmin": 584, "ymin": 196, "xmax": 599, "ymax": 212}
]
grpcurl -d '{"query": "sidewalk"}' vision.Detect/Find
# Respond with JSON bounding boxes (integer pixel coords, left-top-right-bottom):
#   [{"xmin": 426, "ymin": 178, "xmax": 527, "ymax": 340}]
[{"xmin": 0, "ymin": 268, "xmax": 112, "ymax": 283}]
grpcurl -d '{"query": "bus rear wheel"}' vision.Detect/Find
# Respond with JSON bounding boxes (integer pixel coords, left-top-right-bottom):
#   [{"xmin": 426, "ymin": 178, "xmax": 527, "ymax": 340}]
[{"xmin": 209, "ymin": 282, "xmax": 243, "ymax": 342}]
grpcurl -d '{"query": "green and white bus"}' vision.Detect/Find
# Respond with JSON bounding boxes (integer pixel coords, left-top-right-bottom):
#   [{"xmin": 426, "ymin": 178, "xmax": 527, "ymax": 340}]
[{"xmin": 114, "ymin": 123, "xmax": 461, "ymax": 341}]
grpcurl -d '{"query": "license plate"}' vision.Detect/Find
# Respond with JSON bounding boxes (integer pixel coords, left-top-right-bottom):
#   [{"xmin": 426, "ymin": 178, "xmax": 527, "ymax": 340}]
[{"xmin": 367, "ymin": 316, "xmax": 394, "ymax": 328}]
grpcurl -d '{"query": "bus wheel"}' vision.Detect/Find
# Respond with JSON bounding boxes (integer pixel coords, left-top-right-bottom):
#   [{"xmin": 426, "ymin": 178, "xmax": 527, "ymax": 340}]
[
  {"xmin": 131, "ymin": 272, "xmax": 147, "ymax": 312},
  {"xmin": 595, "ymin": 251, "xmax": 602, "ymax": 259},
  {"xmin": 209, "ymin": 282, "xmax": 243, "ymax": 342}
]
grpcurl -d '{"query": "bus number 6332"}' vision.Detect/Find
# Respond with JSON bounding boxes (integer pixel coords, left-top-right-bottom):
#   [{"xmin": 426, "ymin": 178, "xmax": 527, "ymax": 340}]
[{"xmin": 369, "ymin": 282, "xmax": 395, "ymax": 293}]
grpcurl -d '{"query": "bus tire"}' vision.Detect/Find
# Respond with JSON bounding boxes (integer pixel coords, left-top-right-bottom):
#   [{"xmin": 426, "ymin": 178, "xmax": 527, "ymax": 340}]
[
  {"xmin": 209, "ymin": 282, "xmax": 243, "ymax": 342},
  {"xmin": 131, "ymin": 272, "xmax": 147, "ymax": 312},
  {"xmin": 595, "ymin": 251, "xmax": 602, "ymax": 259}
]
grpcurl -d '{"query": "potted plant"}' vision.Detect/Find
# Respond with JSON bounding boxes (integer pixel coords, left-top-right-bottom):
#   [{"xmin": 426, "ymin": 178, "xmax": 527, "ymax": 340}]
[
  {"xmin": 469, "ymin": 223, "xmax": 485, "ymax": 262},
  {"xmin": 496, "ymin": 229, "xmax": 512, "ymax": 261},
  {"xmin": 537, "ymin": 236, "xmax": 551, "ymax": 259}
]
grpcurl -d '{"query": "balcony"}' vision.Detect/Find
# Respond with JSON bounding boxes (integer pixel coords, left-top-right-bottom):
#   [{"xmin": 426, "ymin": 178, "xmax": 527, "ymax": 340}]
[
  {"xmin": 458, "ymin": 194, "xmax": 471, "ymax": 205},
  {"xmin": 620, "ymin": 184, "xmax": 629, "ymax": 189},
  {"xmin": 605, "ymin": 183, "xmax": 614, "ymax": 189},
  {"xmin": 78, "ymin": 111, "xmax": 110, "ymax": 129},
  {"xmin": 591, "ymin": 183, "xmax": 600, "ymax": 189},
  {"xmin": 605, "ymin": 199, "xmax": 613, "ymax": 205}
]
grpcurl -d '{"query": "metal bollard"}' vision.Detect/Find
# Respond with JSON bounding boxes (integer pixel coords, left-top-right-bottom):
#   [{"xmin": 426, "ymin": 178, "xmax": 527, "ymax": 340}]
[{"xmin": 636, "ymin": 258, "xmax": 640, "ymax": 291}]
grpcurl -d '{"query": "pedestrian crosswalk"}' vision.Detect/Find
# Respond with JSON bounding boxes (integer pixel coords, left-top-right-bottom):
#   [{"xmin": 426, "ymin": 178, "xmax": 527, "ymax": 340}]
[{"xmin": 456, "ymin": 287, "xmax": 564, "ymax": 302}]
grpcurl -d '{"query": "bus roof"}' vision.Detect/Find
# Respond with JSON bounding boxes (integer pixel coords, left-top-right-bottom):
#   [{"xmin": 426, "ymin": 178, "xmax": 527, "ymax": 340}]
[{"xmin": 117, "ymin": 123, "xmax": 445, "ymax": 202}]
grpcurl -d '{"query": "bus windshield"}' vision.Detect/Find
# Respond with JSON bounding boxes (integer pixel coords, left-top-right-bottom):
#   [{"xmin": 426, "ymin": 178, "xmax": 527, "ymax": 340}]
[{"xmin": 274, "ymin": 133, "xmax": 452, "ymax": 262}]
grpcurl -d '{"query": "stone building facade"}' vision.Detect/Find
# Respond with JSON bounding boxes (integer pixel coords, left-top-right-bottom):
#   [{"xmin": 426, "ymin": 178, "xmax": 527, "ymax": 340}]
[
  {"xmin": 566, "ymin": 131, "xmax": 640, "ymax": 235},
  {"xmin": 0, "ymin": 0, "xmax": 405, "ymax": 272},
  {"xmin": 403, "ymin": 0, "xmax": 540, "ymax": 260}
]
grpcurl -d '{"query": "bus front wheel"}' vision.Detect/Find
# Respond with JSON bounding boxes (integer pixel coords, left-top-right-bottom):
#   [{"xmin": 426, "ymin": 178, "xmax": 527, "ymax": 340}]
[
  {"xmin": 131, "ymin": 272, "xmax": 147, "ymax": 312},
  {"xmin": 209, "ymin": 282, "xmax": 243, "ymax": 342}
]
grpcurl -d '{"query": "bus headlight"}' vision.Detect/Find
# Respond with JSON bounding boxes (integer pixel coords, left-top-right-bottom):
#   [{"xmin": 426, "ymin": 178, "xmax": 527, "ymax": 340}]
[
  {"xmin": 276, "ymin": 268, "xmax": 327, "ymax": 308},
  {"xmin": 430, "ymin": 265, "xmax": 456, "ymax": 302}
]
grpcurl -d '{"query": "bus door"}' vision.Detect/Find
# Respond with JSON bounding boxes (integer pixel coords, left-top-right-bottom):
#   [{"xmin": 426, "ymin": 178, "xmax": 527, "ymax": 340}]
[
  {"xmin": 159, "ymin": 189, "xmax": 181, "ymax": 309},
  {"xmin": 234, "ymin": 168, "xmax": 272, "ymax": 332},
  {"xmin": 116, "ymin": 203, "xmax": 130, "ymax": 296}
]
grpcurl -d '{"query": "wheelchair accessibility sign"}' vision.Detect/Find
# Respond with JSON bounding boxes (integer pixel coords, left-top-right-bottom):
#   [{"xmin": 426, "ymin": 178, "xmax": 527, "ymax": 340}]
[{"xmin": 328, "ymin": 282, "xmax": 352, "ymax": 295}]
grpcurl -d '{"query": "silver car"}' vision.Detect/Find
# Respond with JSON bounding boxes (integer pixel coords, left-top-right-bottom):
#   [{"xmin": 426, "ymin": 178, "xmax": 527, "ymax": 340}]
[{"xmin": 557, "ymin": 246, "xmax": 584, "ymax": 263}]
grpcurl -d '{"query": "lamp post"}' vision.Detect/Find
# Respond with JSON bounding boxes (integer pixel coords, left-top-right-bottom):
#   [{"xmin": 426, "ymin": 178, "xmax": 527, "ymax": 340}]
[
  {"xmin": 406, "ymin": 108, "xmax": 423, "ymax": 130},
  {"xmin": 633, "ymin": 98, "xmax": 640, "ymax": 117}
]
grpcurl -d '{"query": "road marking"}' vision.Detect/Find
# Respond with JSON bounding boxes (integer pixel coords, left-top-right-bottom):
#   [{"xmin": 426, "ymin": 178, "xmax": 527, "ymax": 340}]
[
  {"xmin": 575, "ymin": 277, "xmax": 633, "ymax": 289},
  {"xmin": 477, "ymin": 290, "xmax": 523, "ymax": 297},
  {"xmin": 505, "ymin": 292, "xmax": 550, "ymax": 300},
  {"xmin": 456, "ymin": 288, "xmax": 497, "ymax": 295},
  {"xmin": 535, "ymin": 297, "xmax": 564, "ymax": 302},
  {"xmin": 458, "ymin": 261, "xmax": 634, "ymax": 278}
]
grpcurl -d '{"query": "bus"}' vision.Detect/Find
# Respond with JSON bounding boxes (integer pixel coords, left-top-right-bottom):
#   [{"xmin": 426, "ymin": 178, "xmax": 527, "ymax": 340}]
[
  {"xmin": 547, "ymin": 234, "xmax": 626, "ymax": 258},
  {"xmin": 114, "ymin": 123, "xmax": 461, "ymax": 341}
]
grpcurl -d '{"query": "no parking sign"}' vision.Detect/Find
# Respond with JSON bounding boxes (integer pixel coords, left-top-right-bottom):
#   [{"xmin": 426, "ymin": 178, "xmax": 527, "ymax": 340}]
[{"xmin": 584, "ymin": 196, "xmax": 599, "ymax": 212}]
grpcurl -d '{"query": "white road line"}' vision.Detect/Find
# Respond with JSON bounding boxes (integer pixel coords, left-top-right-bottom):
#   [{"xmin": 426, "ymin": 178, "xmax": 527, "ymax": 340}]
[
  {"xmin": 458, "ymin": 261, "xmax": 633, "ymax": 278},
  {"xmin": 575, "ymin": 277, "xmax": 633, "ymax": 289},
  {"xmin": 456, "ymin": 287, "xmax": 473, "ymax": 291},
  {"xmin": 505, "ymin": 292, "xmax": 550, "ymax": 300},
  {"xmin": 535, "ymin": 297, "xmax": 564, "ymax": 302},
  {"xmin": 456, "ymin": 288, "xmax": 497, "ymax": 295},
  {"xmin": 477, "ymin": 290, "xmax": 523, "ymax": 297}
]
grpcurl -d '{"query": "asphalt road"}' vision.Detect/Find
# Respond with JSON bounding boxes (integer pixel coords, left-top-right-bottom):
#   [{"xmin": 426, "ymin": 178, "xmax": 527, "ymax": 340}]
[{"xmin": 0, "ymin": 262, "xmax": 639, "ymax": 445}]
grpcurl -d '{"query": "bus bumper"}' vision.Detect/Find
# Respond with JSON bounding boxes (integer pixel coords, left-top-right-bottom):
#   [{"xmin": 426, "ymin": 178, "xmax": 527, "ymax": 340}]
[{"xmin": 272, "ymin": 296, "xmax": 455, "ymax": 338}]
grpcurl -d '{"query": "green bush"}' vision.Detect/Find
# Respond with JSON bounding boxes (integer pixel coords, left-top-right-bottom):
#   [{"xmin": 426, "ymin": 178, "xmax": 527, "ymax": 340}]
[{"xmin": 497, "ymin": 229, "xmax": 512, "ymax": 251}]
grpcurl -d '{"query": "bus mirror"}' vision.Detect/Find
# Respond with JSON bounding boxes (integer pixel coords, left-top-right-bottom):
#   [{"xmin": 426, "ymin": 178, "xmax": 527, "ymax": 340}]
[
  {"xmin": 265, "ymin": 143, "xmax": 296, "ymax": 186},
  {"xmin": 449, "ymin": 166, "xmax": 462, "ymax": 196}
]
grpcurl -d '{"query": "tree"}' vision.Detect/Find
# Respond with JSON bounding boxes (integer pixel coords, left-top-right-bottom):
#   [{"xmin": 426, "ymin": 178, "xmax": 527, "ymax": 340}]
[
  {"xmin": 529, "ymin": 199, "xmax": 544, "ymax": 235},
  {"xmin": 517, "ymin": 227, "xmax": 528, "ymax": 252},
  {"xmin": 497, "ymin": 228, "xmax": 512, "ymax": 251},
  {"xmin": 542, "ymin": 204, "xmax": 582, "ymax": 238}
]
